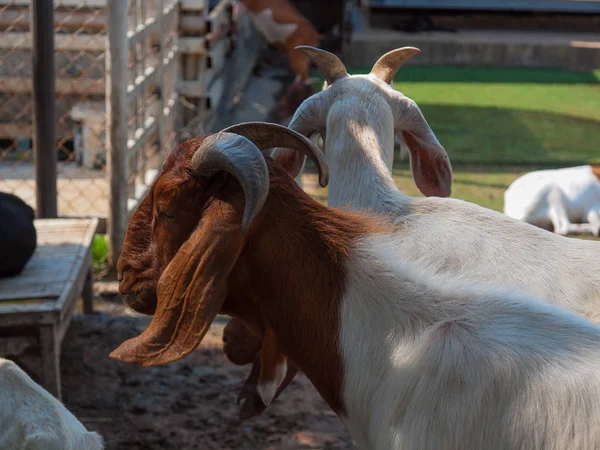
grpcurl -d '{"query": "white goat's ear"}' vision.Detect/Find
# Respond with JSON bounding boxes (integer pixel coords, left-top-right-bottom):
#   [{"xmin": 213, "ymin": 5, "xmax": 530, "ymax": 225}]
[
  {"xmin": 391, "ymin": 96, "xmax": 452, "ymax": 197},
  {"xmin": 401, "ymin": 129, "xmax": 452, "ymax": 197},
  {"xmin": 271, "ymin": 147, "xmax": 307, "ymax": 180},
  {"xmin": 257, "ymin": 327, "xmax": 288, "ymax": 406}
]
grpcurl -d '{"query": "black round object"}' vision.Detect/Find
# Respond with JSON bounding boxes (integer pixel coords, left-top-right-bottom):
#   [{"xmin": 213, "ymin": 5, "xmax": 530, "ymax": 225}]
[{"xmin": 0, "ymin": 192, "xmax": 37, "ymax": 277}]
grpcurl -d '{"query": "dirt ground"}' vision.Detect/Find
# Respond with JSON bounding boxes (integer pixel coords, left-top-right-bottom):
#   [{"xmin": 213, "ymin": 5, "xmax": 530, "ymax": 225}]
[{"xmin": 60, "ymin": 303, "xmax": 355, "ymax": 450}]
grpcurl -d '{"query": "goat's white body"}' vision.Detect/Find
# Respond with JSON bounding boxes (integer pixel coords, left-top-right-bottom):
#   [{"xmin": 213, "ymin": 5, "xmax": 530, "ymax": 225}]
[
  {"xmin": 339, "ymin": 235, "xmax": 600, "ymax": 450},
  {"xmin": 307, "ymin": 84, "xmax": 600, "ymax": 323},
  {"xmin": 0, "ymin": 358, "xmax": 104, "ymax": 450},
  {"xmin": 504, "ymin": 165, "xmax": 600, "ymax": 235}
]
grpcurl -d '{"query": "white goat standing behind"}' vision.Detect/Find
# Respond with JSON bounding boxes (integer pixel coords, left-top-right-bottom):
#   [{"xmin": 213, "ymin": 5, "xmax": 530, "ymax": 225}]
[
  {"xmin": 0, "ymin": 358, "xmax": 104, "ymax": 450},
  {"xmin": 504, "ymin": 165, "xmax": 600, "ymax": 236},
  {"xmin": 274, "ymin": 46, "xmax": 600, "ymax": 324}
]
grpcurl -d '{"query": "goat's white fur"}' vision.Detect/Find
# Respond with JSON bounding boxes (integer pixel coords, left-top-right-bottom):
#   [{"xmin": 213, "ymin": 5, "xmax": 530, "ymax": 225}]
[
  {"xmin": 504, "ymin": 165, "xmax": 600, "ymax": 236},
  {"xmin": 257, "ymin": 359, "xmax": 287, "ymax": 406},
  {"xmin": 339, "ymin": 234, "xmax": 600, "ymax": 450},
  {"xmin": 0, "ymin": 358, "xmax": 104, "ymax": 450},
  {"xmin": 288, "ymin": 73, "xmax": 600, "ymax": 324}
]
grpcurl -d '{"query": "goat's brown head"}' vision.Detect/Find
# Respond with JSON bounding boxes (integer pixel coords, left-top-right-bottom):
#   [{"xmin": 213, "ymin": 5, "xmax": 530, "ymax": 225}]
[
  {"xmin": 116, "ymin": 143, "xmax": 207, "ymax": 315},
  {"xmin": 110, "ymin": 122, "xmax": 328, "ymax": 367}
]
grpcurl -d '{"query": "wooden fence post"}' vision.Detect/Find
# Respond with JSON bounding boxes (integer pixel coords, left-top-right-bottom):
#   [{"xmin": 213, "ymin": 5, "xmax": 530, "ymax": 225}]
[
  {"xmin": 31, "ymin": 0, "xmax": 57, "ymax": 218},
  {"xmin": 106, "ymin": 0, "xmax": 129, "ymax": 267}
]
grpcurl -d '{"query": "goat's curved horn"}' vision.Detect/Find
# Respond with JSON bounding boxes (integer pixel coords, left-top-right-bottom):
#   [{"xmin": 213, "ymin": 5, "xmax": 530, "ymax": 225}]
[
  {"xmin": 370, "ymin": 47, "xmax": 421, "ymax": 84},
  {"xmin": 295, "ymin": 46, "xmax": 348, "ymax": 85},
  {"xmin": 191, "ymin": 132, "xmax": 269, "ymax": 233},
  {"xmin": 223, "ymin": 121, "xmax": 329, "ymax": 188}
]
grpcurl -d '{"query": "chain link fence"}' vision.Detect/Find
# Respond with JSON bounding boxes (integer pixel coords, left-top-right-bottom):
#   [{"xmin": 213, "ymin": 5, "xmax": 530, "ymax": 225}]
[
  {"xmin": 0, "ymin": 0, "xmax": 109, "ymax": 218},
  {"xmin": 0, "ymin": 0, "xmax": 264, "ymax": 261}
]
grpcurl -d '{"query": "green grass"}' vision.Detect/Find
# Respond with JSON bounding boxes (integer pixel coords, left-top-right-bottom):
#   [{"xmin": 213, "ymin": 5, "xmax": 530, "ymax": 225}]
[{"xmin": 307, "ymin": 65, "xmax": 600, "ymax": 214}]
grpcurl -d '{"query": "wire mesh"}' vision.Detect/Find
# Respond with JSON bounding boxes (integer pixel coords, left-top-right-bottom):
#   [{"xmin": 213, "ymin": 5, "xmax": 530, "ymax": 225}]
[
  {"xmin": 0, "ymin": 0, "xmax": 179, "ymax": 221},
  {"xmin": 0, "ymin": 0, "xmax": 107, "ymax": 217},
  {"xmin": 124, "ymin": 0, "xmax": 179, "ymax": 209}
]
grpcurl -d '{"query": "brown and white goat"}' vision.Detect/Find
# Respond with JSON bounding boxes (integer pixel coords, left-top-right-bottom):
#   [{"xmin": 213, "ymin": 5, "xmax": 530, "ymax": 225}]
[
  {"xmin": 229, "ymin": 46, "xmax": 600, "ymax": 416},
  {"xmin": 111, "ymin": 123, "xmax": 600, "ymax": 450}
]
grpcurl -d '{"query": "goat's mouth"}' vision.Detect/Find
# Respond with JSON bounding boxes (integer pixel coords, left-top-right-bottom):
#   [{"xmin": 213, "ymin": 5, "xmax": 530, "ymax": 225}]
[{"xmin": 120, "ymin": 291, "xmax": 157, "ymax": 315}]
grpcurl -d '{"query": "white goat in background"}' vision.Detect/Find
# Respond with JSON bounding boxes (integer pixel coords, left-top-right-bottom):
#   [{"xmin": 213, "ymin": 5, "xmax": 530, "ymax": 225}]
[
  {"xmin": 275, "ymin": 45, "xmax": 600, "ymax": 321},
  {"xmin": 504, "ymin": 164, "xmax": 600, "ymax": 236},
  {"xmin": 0, "ymin": 358, "xmax": 104, "ymax": 450}
]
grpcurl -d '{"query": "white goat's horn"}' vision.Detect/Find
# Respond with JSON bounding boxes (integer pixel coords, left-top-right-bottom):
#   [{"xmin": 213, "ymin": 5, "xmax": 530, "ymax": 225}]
[
  {"xmin": 295, "ymin": 45, "xmax": 348, "ymax": 85},
  {"xmin": 192, "ymin": 133, "xmax": 269, "ymax": 233},
  {"xmin": 223, "ymin": 121, "xmax": 329, "ymax": 188},
  {"xmin": 370, "ymin": 47, "xmax": 421, "ymax": 84}
]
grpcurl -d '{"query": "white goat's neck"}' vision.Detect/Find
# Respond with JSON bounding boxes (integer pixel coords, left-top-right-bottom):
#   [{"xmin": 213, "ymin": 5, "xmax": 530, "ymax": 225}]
[
  {"xmin": 325, "ymin": 98, "xmax": 409, "ymax": 213},
  {"xmin": 339, "ymin": 234, "xmax": 462, "ymax": 448}
]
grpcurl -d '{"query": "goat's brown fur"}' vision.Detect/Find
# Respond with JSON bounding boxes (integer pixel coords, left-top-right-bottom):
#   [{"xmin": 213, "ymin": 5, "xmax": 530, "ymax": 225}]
[
  {"xmin": 223, "ymin": 317, "xmax": 263, "ymax": 366},
  {"xmin": 240, "ymin": 0, "xmax": 321, "ymax": 80},
  {"xmin": 114, "ymin": 136, "xmax": 389, "ymax": 414}
]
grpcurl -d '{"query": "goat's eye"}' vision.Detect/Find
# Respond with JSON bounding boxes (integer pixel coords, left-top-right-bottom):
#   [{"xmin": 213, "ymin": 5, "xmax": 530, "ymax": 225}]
[{"xmin": 159, "ymin": 211, "xmax": 175, "ymax": 220}]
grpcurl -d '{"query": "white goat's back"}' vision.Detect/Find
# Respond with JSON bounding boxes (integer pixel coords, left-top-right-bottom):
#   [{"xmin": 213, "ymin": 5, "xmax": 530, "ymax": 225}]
[
  {"xmin": 340, "ymin": 235, "xmax": 600, "ymax": 450},
  {"xmin": 388, "ymin": 196, "xmax": 600, "ymax": 322},
  {"xmin": 0, "ymin": 358, "xmax": 104, "ymax": 450}
]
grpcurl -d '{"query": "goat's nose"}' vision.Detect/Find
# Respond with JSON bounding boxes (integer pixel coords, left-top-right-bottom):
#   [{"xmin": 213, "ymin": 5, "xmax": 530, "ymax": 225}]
[{"xmin": 117, "ymin": 270, "xmax": 124, "ymax": 282}]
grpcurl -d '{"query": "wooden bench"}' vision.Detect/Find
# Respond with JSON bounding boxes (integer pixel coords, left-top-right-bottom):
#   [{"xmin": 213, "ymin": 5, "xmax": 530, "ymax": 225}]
[{"xmin": 0, "ymin": 218, "xmax": 98, "ymax": 400}]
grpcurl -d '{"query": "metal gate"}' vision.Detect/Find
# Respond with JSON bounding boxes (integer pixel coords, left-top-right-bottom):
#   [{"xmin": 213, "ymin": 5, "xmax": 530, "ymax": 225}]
[{"xmin": 106, "ymin": 0, "xmax": 180, "ymax": 263}]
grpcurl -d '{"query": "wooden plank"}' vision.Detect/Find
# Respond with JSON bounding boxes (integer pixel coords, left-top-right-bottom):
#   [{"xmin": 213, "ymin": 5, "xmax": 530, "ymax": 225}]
[
  {"xmin": 180, "ymin": 15, "xmax": 207, "ymax": 35},
  {"xmin": 179, "ymin": 36, "xmax": 206, "ymax": 55},
  {"xmin": 0, "ymin": 77, "xmax": 105, "ymax": 95},
  {"xmin": 7, "ymin": 0, "xmax": 107, "ymax": 6},
  {"xmin": 55, "ymin": 219, "xmax": 97, "ymax": 320},
  {"xmin": 182, "ymin": 0, "xmax": 207, "ymax": 11},
  {"xmin": 0, "ymin": 123, "xmax": 32, "ymax": 138},
  {"xmin": 178, "ymin": 79, "xmax": 204, "ymax": 97},
  {"xmin": 0, "ymin": 32, "xmax": 106, "ymax": 52},
  {"xmin": 0, "ymin": 9, "xmax": 107, "ymax": 33},
  {"xmin": 82, "ymin": 269, "xmax": 93, "ymax": 314},
  {"xmin": 0, "ymin": 218, "xmax": 97, "ymax": 312},
  {"xmin": 0, "ymin": 305, "xmax": 58, "ymax": 327},
  {"xmin": 0, "ymin": 285, "xmax": 64, "ymax": 300},
  {"xmin": 180, "ymin": 74, "xmax": 224, "ymax": 108},
  {"xmin": 39, "ymin": 324, "xmax": 61, "ymax": 399}
]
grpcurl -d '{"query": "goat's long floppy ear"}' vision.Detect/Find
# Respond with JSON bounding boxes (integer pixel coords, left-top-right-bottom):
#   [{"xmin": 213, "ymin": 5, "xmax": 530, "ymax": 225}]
[
  {"xmin": 223, "ymin": 121, "xmax": 329, "ymax": 188},
  {"xmin": 388, "ymin": 93, "xmax": 452, "ymax": 197},
  {"xmin": 295, "ymin": 45, "xmax": 348, "ymax": 85},
  {"xmin": 370, "ymin": 47, "xmax": 421, "ymax": 85},
  {"xmin": 109, "ymin": 205, "xmax": 245, "ymax": 366},
  {"xmin": 110, "ymin": 133, "xmax": 270, "ymax": 366}
]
